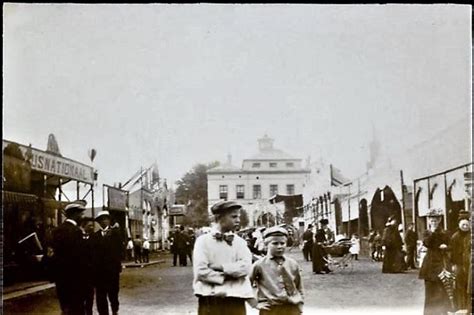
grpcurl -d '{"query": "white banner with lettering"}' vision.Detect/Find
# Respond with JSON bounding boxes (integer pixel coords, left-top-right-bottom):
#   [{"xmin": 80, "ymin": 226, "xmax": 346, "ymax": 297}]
[{"xmin": 3, "ymin": 140, "xmax": 94, "ymax": 184}]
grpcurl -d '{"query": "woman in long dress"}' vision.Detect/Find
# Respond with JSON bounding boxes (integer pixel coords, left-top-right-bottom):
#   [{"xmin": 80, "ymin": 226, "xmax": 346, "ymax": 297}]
[
  {"xmin": 312, "ymin": 228, "xmax": 331, "ymax": 274},
  {"xmin": 382, "ymin": 216, "xmax": 405, "ymax": 273},
  {"xmin": 419, "ymin": 210, "xmax": 452, "ymax": 315}
]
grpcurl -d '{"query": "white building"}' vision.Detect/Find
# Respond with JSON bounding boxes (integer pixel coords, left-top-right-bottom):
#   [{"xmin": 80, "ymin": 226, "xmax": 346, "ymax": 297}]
[{"xmin": 207, "ymin": 135, "xmax": 311, "ymax": 227}]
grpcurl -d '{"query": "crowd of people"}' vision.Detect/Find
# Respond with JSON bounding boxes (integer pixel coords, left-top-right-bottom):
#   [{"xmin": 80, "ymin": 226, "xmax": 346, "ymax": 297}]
[
  {"xmin": 364, "ymin": 210, "xmax": 471, "ymax": 314},
  {"xmin": 47, "ymin": 198, "xmax": 471, "ymax": 315},
  {"xmin": 47, "ymin": 202, "xmax": 124, "ymax": 315}
]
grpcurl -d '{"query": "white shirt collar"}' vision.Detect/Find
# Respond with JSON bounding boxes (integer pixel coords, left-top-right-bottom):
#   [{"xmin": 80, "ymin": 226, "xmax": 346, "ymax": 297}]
[{"xmin": 66, "ymin": 219, "xmax": 77, "ymax": 226}]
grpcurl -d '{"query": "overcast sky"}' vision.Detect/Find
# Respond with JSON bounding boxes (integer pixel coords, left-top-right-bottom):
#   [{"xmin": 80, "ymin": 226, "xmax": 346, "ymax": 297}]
[{"xmin": 3, "ymin": 4, "xmax": 471, "ymax": 202}]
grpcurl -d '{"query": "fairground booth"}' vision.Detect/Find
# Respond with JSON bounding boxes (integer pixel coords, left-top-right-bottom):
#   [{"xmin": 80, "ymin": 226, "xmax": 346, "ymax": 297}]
[{"xmin": 2, "ymin": 137, "xmax": 96, "ymax": 285}]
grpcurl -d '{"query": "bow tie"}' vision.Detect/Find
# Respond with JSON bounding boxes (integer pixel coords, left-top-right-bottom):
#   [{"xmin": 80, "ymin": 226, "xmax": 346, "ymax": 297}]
[{"xmin": 214, "ymin": 232, "xmax": 234, "ymax": 245}]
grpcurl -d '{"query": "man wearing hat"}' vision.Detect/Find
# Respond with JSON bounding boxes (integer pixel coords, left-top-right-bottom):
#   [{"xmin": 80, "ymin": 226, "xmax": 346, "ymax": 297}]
[
  {"xmin": 320, "ymin": 218, "xmax": 335, "ymax": 245},
  {"xmin": 51, "ymin": 201, "xmax": 87, "ymax": 315},
  {"xmin": 450, "ymin": 210, "xmax": 471, "ymax": 312},
  {"xmin": 249, "ymin": 226, "xmax": 304, "ymax": 315},
  {"xmin": 90, "ymin": 210, "xmax": 124, "ymax": 315},
  {"xmin": 193, "ymin": 200, "xmax": 253, "ymax": 315}
]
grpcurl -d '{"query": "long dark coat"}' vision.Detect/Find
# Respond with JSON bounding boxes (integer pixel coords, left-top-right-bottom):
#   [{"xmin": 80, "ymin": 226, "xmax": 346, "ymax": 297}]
[
  {"xmin": 312, "ymin": 229, "xmax": 328, "ymax": 273},
  {"xmin": 450, "ymin": 229, "xmax": 471, "ymax": 311},
  {"xmin": 90, "ymin": 228, "xmax": 124, "ymax": 278},
  {"xmin": 382, "ymin": 225, "xmax": 405, "ymax": 273},
  {"xmin": 419, "ymin": 228, "xmax": 451, "ymax": 315},
  {"xmin": 51, "ymin": 221, "xmax": 87, "ymax": 314}
]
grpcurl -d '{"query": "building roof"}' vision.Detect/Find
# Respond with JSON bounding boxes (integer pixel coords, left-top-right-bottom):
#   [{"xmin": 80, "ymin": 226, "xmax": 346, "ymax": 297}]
[
  {"xmin": 245, "ymin": 148, "xmax": 297, "ymax": 161},
  {"xmin": 207, "ymin": 162, "xmax": 241, "ymax": 173}
]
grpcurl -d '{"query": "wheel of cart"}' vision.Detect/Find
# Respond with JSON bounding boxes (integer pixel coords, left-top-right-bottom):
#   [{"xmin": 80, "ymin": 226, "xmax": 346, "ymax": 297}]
[{"xmin": 323, "ymin": 239, "xmax": 353, "ymax": 273}]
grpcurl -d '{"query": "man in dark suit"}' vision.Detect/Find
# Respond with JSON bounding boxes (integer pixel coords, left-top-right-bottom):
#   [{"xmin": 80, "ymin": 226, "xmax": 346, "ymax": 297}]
[
  {"xmin": 175, "ymin": 225, "xmax": 189, "ymax": 266},
  {"xmin": 51, "ymin": 201, "xmax": 87, "ymax": 315},
  {"xmin": 302, "ymin": 224, "xmax": 314, "ymax": 261},
  {"xmin": 404, "ymin": 223, "xmax": 418, "ymax": 269},
  {"xmin": 91, "ymin": 211, "xmax": 124, "ymax": 315},
  {"xmin": 80, "ymin": 217, "xmax": 96, "ymax": 315}
]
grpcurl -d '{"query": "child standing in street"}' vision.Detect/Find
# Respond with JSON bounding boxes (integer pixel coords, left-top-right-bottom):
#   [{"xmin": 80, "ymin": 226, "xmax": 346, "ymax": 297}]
[
  {"xmin": 350, "ymin": 234, "xmax": 360, "ymax": 261},
  {"xmin": 249, "ymin": 226, "xmax": 304, "ymax": 315}
]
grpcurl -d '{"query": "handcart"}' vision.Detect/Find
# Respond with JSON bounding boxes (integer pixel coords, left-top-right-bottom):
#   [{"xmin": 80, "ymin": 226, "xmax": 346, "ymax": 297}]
[{"xmin": 322, "ymin": 239, "xmax": 353, "ymax": 272}]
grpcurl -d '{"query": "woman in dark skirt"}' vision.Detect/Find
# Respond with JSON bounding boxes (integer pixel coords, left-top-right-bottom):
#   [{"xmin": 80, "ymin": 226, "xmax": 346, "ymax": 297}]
[
  {"xmin": 312, "ymin": 227, "xmax": 331, "ymax": 274},
  {"xmin": 382, "ymin": 216, "xmax": 405, "ymax": 273},
  {"xmin": 419, "ymin": 210, "xmax": 452, "ymax": 315}
]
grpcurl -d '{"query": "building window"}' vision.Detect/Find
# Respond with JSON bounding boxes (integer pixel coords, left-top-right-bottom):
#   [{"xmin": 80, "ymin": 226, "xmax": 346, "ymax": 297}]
[
  {"xmin": 286, "ymin": 162, "xmax": 294, "ymax": 167},
  {"xmin": 269, "ymin": 162, "xmax": 277, "ymax": 168},
  {"xmin": 286, "ymin": 184, "xmax": 295, "ymax": 195},
  {"xmin": 219, "ymin": 185, "xmax": 228, "ymax": 200},
  {"xmin": 270, "ymin": 184, "xmax": 278, "ymax": 196},
  {"xmin": 252, "ymin": 162, "xmax": 261, "ymax": 168},
  {"xmin": 253, "ymin": 185, "xmax": 261, "ymax": 199},
  {"xmin": 236, "ymin": 185, "xmax": 245, "ymax": 199}
]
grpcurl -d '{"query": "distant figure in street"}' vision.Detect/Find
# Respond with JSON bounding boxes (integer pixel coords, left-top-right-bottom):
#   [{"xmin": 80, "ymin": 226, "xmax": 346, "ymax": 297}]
[
  {"xmin": 382, "ymin": 216, "xmax": 405, "ymax": 273},
  {"xmin": 368, "ymin": 229, "xmax": 376, "ymax": 261},
  {"xmin": 186, "ymin": 228, "xmax": 196, "ymax": 264},
  {"xmin": 312, "ymin": 220, "xmax": 331, "ymax": 274},
  {"xmin": 176, "ymin": 225, "xmax": 189, "ymax": 266},
  {"xmin": 80, "ymin": 217, "xmax": 96, "ymax": 315},
  {"xmin": 404, "ymin": 223, "xmax": 418, "ymax": 269},
  {"xmin": 193, "ymin": 200, "xmax": 253, "ymax": 315},
  {"xmin": 419, "ymin": 209, "xmax": 451, "ymax": 315},
  {"xmin": 51, "ymin": 201, "xmax": 87, "ymax": 315},
  {"xmin": 373, "ymin": 231, "xmax": 383, "ymax": 261},
  {"xmin": 450, "ymin": 210, "xmax": 471, "ymax": 313},
  {"xmin": 249, "ymin": 226, "xmax": 304, "ymax": 315},
  {"xmin": 126, "ymin": 238, "xmax": 134, "ymax": 261},
  {"xmin": 142, "ymin": 237, "xmax": 150, "ymax": 263},
  {"xmin": 302, "ymin": 224, "xmax": 314, "ymax": 261},
  {"xmin": 168, "ymin": 227, "xmax": 179, "ymax": 266},
  {"xmin": 253, "ymin": 227, "xmax": 266, "ymax": 256},
  {"xmin": 91, "ymin": 211, "xmax": 124, "ymax": 315},
  {"xmin": 349, "ymin": 234, "xmax": 360, "ymax": 261},
  {"xmin": 133, "ymin": 235, "xmax": 143, "ymax": 264},
  {"xmin": 322, "ymin": 220, "xmax": 335, "ymax": 245}
]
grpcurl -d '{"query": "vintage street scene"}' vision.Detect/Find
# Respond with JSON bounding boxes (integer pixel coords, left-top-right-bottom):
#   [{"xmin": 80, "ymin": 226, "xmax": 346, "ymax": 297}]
[{"xmin": 2, "ymin": 4, "xmax": 472, "ymax": 315}]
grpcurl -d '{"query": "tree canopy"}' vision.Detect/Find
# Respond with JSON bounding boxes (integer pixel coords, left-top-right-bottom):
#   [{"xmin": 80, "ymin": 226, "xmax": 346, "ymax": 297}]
[{"xmin": 175, "ymin": 161, "xmax": 219, "ymax": 227}]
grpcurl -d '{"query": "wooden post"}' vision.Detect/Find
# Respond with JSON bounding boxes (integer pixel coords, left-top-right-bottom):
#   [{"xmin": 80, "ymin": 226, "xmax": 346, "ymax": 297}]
[
  {"xmin": 400, "ymin": 170, "xmax": 406, "ymax": 233},
  {"xmin": 91, "ymin": 183, "xmax": 95, "ymax": 220}
]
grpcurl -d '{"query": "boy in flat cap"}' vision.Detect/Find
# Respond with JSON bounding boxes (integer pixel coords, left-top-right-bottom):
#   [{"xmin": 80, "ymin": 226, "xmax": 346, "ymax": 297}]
[
  {"xmin": 249, "ymin": 226, "xmax": 304, "ymax": 315},
  {"xmin": 51, "ymin": 201, "xmax": 87, "ymax": 315},
  {"xmin": 193, "ymin": 200, "xmax": 253, "ymax": 315},
  {"xmin": 90, "ymin": 211, "xmax": 124, "ymax": 315}
]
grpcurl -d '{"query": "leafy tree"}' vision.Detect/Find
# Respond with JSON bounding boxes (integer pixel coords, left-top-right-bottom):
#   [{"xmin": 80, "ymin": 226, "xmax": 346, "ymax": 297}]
[{"xmin": 175, "ymin": 161, "xmax": 219, "ymax": 227}]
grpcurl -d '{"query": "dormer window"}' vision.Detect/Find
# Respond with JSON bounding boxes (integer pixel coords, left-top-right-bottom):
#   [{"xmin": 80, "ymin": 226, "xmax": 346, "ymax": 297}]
[
  {"xmin": 269, "ymin": 162, "xmax": 277, "ymax": 168},
  {"xmin": 252, "ymin": 162, "xmax": 261, "ymax": 168}
]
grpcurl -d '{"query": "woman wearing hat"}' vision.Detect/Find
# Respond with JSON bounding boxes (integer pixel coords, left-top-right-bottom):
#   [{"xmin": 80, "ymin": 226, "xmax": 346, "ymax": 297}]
[
  {"xmin": 381, "ymin": 215, "xmax": 405, "ymax": 273},
  {"xmin": 312, "ymin": 219, "xmax": 332, "ymax": 274},
  {"xmin": 419, "ymin": 209, "xmax": 451, "ymax": 315}
]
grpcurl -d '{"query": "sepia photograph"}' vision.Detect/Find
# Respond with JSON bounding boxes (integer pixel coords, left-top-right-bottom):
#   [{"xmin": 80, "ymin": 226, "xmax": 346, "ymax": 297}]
[{"xmin": 2, "ymin": 3, "xmax": 472, "ymax": 315}]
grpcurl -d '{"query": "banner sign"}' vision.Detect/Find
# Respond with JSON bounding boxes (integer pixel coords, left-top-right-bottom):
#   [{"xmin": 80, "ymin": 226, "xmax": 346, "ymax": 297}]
[
  {"xmin": 3, "ymin": 140, "xmax": 94, "ymax": 184},
  {"xmin": 169, "ymin": 205, "xmax": 185, "ymax": 216},
  {"xmin": 107, "ymin": 186, "xmax": 128, "ymax": 211}
]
